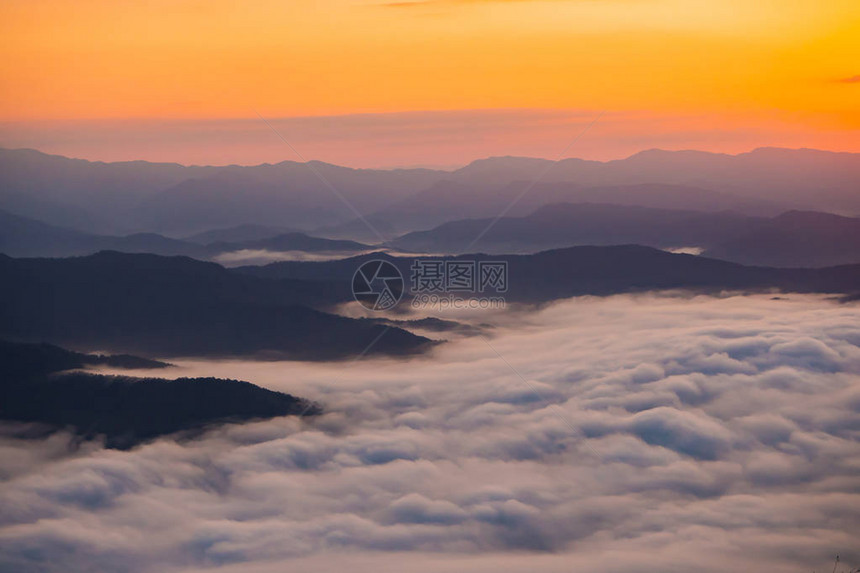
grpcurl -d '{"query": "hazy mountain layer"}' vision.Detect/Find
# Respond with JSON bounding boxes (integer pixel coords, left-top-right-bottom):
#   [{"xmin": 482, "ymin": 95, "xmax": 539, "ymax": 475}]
[
  {"xmin": 4, "ymin": 147, "xmax": 859, "ymax": 239},
  {"xmin": 704, "ymin": 210, "xmax": 860, "ymax": 267},
  {"xmin": 392, "ymin": 202, "xmax": 766, "ymax": 254},
  {"xmin": 391, "ymin": 203, "xmax": 860, "ymax": 267},
  {"xmin": 0, "ymin": 209, "xmax": 370, "ymax": 259},
  {"xmin": 0, "ymin": 148, "xmax": 446, "ymax": 234},
  {"xmin": 321, "ymin": 147, "xmax": 860, "ymax": 240},
  {"xmin": 323, "ymin": 181, "xmax": 785, "ymax": 240}
]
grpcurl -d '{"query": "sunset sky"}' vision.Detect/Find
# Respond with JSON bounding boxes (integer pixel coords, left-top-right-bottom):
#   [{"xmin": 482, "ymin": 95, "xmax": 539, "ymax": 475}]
[{"xmin": 1, "ymin": 0, "xmax": 858, "ymax": 166}]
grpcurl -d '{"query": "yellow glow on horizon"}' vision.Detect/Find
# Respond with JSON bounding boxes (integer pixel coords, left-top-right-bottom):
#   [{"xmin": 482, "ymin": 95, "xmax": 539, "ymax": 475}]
[{"xmin": 0, "ymin": 0, "xmax": 857, "ymax": 135}]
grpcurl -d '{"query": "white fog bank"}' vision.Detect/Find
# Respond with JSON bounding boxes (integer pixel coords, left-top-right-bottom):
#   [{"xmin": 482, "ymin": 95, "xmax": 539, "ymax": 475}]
[{"xmin": 1, "ymin": 293, "xmax": 858, "ymax": 573}]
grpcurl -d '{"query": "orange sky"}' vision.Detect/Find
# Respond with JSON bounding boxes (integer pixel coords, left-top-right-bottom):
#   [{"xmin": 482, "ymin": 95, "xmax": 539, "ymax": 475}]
[{"xmin": 1, "ymin": 0, "xmax": 858, "ymax": 165}]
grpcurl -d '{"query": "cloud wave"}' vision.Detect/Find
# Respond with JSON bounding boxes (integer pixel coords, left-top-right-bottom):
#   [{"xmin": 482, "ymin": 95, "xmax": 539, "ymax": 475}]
[{"xmin": 0, "ymin": 293, "xmax": 858, "ymax": 572}]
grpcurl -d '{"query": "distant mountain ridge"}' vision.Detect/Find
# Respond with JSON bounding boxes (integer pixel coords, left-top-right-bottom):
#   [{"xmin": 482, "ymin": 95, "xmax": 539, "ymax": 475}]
[
  {"xmin": 0, "ymin": 209, "xmax": 371, "ymax": 259},
  {"xmin": 322, "ymin": 147, "xmax": 860, "ymax": 240},
  {"xmin": 6, "ymin": 200, "xmax": 860, "ymax": 268},
  {"xmin": 3, "ymin": 147, "xmax": 859, "ymax": 239},
  {"xmin": 317, "ymin": 180, "xmax": 785, "ymax": 241},
  {"xmin": 238, "ymin": 245, "xmax": 860, "ymax": 303},
  {"xmin": 704, "ymin": 210, "xmax": 860, "ymax": 267},
  {"xmin": 392, "ymin": 202, "xmax": 766, "ymax": 254},
  {"xmin": 0, "ymin": 147, "xmax": 446, "ymax": 234},
  {"xmin": 389, "ymin": 202, "xmax": 860, "ymax": 267}
]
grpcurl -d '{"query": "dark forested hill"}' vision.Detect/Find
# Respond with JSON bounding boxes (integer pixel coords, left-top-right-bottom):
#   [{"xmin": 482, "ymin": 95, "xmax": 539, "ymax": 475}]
[
  {"xmin": 238, "ymin": 245, "xmax": 860, "ymax": 303},
  {"xmin": 0, "ymin": 340, "xmax": 317, "ymax": 449},
  {"xmin": 0, "ymin": 252, "xmax": 431, "ymax": 358}
]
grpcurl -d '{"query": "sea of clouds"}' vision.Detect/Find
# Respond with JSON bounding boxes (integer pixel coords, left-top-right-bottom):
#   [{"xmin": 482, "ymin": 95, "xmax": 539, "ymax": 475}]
[{"xmin": 1, "ymin": 293, "xmax": 858, "ymax": 572}]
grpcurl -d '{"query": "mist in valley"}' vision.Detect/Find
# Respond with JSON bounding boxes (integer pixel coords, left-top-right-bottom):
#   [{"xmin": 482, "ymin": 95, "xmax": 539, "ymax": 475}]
[{"xmin": 2, "ymin": 293, "xmax": 858, "ymax": 572}]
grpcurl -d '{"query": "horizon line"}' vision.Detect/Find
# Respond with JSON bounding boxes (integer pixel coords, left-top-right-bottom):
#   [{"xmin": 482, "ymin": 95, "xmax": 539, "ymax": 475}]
[{"xmin": 1, "ymin": 144, "xmax": 855, "ymax": 171}]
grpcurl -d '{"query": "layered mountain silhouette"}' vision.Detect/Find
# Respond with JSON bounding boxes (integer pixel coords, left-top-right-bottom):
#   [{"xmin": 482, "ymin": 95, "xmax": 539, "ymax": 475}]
[
  {"xmin": 322, "ymin": 181, "xmax": 784, "ymax": 240},
  {"xmin": 0, "ymin": 148, "xmax": 443, "ymax": 234},
  {"xmin": 704, "ymin": 210, "xmax": 860, "ymax": 267},
  {"xmin": 3, "ymin": 147, "xmax": 859, "ymax": 239},
  {"xmin": 449, "ymin": 148, "xmax": 860, "ymax": 211},
  {"xmin": 1, "ymin": 246, "xmax": 857, "ymax": 366},
  {"xmin": 392, "ymin": 203, "xmax": 766, "ymax": 254},
  {"xmin": 0, "ymin": 251, "xmax": 431, "ymax": 358},
  {"xmin": 0, "ymin": 340, "xmax": 317, "ymax": 449},
  {"xmin": 6, "ymin": 197, "xmax": 860, "ymax": 268},
  {"xmin": 0, "ymin": 209, "xmax": 370, "ymax": 259},
  {"xmin": 389, "ymin": 203, "xmax": 860, "ymax": 267},
  {"xmin": 322, "ymin": 148, "xmax": 860, "ymax": 240},
  {"xmin": 0, "ymin": 208, "xmax": 206, "ymax": 258},
  {"xmin": 239, "ymin": 246, "xmax": 860, "ymax": 303}
]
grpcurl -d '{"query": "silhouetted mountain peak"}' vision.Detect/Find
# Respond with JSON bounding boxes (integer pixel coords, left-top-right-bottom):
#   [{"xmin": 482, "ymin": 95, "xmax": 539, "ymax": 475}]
[
  {"xmin": 621, "ymin": 148, "xmax": 734, "ymax": 166},
  {"xmin": 452, "ymin": 156, "xmax": 555, "ymax": 184},
  {"xmin": 773, "ymin": 210, "xmax": 858, "ymax": 224},
  {"xmin": 460, "ymin": 155, "xmax": 553, "ymax": 168},
  {"xmin": 746, "ymin": 146, "xmax": 834, "ymax": 157}
]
